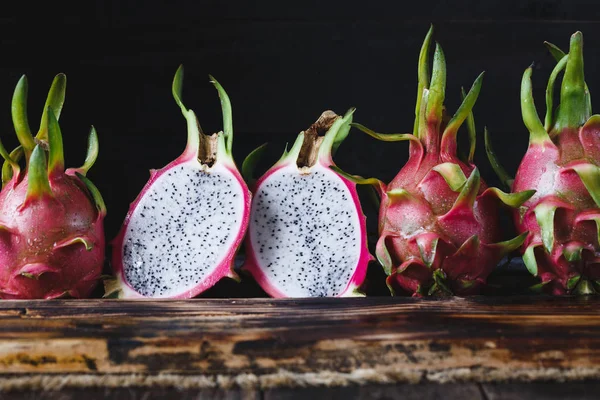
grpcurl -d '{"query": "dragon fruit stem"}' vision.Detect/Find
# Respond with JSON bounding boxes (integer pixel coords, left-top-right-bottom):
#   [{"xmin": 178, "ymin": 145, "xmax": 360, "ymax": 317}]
[
  {"xmin": 318, "ymin": 108, "xmax": 355, "ymax": 161},
  {"xmin": 47, "ymin": 108, "xmax": 65, "ymax": 179},
  {"xmin": 37, "ymin": 74, "xmax": 66, "ymax": 141},
  {"xmin": 209, "ymin": 75, "xmax": 234, "ymax": 155},
  {"xmin": 544, "ymin": 54, "xmax": 568, "ymax": 131},
  {"xmin": 521, "ymin": 67, "xmax": 551, "ymax": 144},
  {"xmin": 413, "ymin": 25, "xmax": 433, "ymax": 138},
  {"xmin": 24, "ymin": 145, "xmax": 52, "ymax": 202},
  {"xmin": 554, "ymin": 31, "xmax": 590, "ymax": 133},
  {"xmin": 331, "ymin": 108, "xmax": 355, "ymax": 155},
  {"xmin": 11, "ymin": 75, "xmax": 35, "ymax": 157},
  {"xmin": 440, "ymin": 71, "xmax": 484, "ymax": 157}
]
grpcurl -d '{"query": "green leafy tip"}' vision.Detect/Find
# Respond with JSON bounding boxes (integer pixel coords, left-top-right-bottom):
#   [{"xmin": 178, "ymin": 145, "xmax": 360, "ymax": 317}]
[
  {"xmin": 534, "ymin": 202, "xmax": 558, "ymax": 253},
  {"xmin": 441, "ymin": 72, "xmax": 484, "ymax": 155},
  {"xmin": 75, "ymin": 172, "xmax": 107, "ymax": 217},
  {"xmin": 484, "ymin": 127, "xmax": 514, "ymax": 189},
  {"xmin": 209, "ymin": 74, "xmax": 234, "ymax": 154},
  {"xmin": 523, "ymin": 244, "xmax": 541, "ymax": 276},
  {"xmin": 426, "ymin": 43, "xmax": 447, "ymax": 127},
  {"xmin": 554, "ymin": 31, "xmax": 590, "ymax": 132},
  {"xmin": 172, "ymin": 65, "xmax": 187, "ymax": 114},
  {"xmin": 432, "ymin": 162, "xmax": 467, "ymax": 191},
  {"xmin": 462, "ymin": 87, "xmax": 477, "ymax": 164},
  {"xmin": 38, "ymin": 73, "xmax": 67, "ymax": 140},
  {"xmin": 414, "ymin": 24, "xmax": 434, "ymax": 137},
  {"xmin": 24, "ymin": 145, "xmax": 52, "ymax": 202},
  {"xmin": 242, "ymin": 143, "xmax": 268, "ymax": 184},
  {"xmin": 521, "ymin": 66, "xmax": 551, "ymax": 144},
  {"xmin": 77, "ymin": 126, "xmax": 99, "ymax": 176},
  {"xmin": 47, "ymin": 107, "xmax": 64, "ymax": 177},
  {"xmin": 11, "ymin": 75, "xmax": 34, "ymax": 155},
  {"xmin": 330, "ymin": 165, "xmax": 386, "ymax": 198}
]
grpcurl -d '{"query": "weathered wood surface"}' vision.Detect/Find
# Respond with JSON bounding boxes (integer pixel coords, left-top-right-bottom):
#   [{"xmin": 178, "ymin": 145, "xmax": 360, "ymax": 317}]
[{"xmin": 0, "ymin": 296, "xmax": 598, "ymax": 393}]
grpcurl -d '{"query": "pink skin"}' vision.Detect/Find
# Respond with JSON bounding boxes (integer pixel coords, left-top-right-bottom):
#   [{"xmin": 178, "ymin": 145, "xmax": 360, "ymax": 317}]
[
  {"xmin": 0, "ymin": 171, "xmax": 104, "ymax": 299},
  {"xmin": 111, "ymin": 152, "xmax": 251, "ymax": 299},
  {"xmin": 243, "ymin": 151, "xmax": 373, "ymax": 298},
  {"xmin": 380, "ymin": 144, "xmax": 509, "ymax": 296},
  {"xmin": 513, "ymin": 123, "xmax": 600, "ymax": 294}
]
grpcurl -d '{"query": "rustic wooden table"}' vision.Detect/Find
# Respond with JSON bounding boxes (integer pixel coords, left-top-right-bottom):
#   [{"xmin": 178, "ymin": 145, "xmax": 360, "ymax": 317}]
[{"xmin": 0, "ymin": 296, "xmax": 598, "ymax": 399}]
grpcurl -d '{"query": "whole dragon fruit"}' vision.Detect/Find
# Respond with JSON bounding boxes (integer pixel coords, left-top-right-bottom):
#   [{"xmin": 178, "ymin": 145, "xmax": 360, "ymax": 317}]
[
  {"xmin": 347, "ymin": 27, "xmax": 533, "ymax": 296},
  {"xmin": 0, "ymin": 74, "xmax": 106, "ymax": 299},
  {"xmin": 507, "ymin": 31, "xmax": 600, "ymax": 294},
  {"xmin": 107, "ymin": 66, "xmax": 251, "ymax": 299},
  {"xmin": 243, "ymin": 109, "xmax": 373, "ymax": 297}
]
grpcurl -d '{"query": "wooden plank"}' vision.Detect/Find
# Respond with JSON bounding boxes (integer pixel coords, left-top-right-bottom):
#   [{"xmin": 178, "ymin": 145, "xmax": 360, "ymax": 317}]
[
  {"xmin": 264, "ymin": 383, "xmax": 484, "ymax": 400},
  {"xmin": 0, "ymin": 296, "xmax": 597, "ymax": 391},
  {"xmin": 482, "ymin": 382, "xmax": 600, "ymax": 400},
  {"xmin": 0, "ymin": 388, "xmax": 259, "ymax": 400}
]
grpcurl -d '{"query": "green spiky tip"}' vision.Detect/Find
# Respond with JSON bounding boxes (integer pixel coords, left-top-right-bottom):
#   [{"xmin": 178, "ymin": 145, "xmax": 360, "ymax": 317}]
[
  {"xmin": 534, "ymin": 202, "xmax": 558, "ymax": 253},
  {"xmin": 2, "ymin": 146, "xmax": 23, "ymax": 188},
  {"xmin": 242, "ymin": 143, "xmax": 268, "ymax": 184},
  {"xmin": 37, "ymin": 73, "xmax": 67, "ymax": 140},
  {"xmin": 350, "ymin": 123, "xmax": 422, "ymax": 154},
  {"xmin": 78, "ymin": 126, "xmax": 99, "ymax": 176},
  {"xmin": 209, "ymin": 74, "xmax": 233, "ymax": 154},
  {"xmin": 425, "ymin": 43, "xmax": 446, "ymax": 126},
  {"xmin": 172, "ymin": 65, "xmax": 187, "ymax": 114},
  {"xmin": 376, "ymin": 234, "xmax": 394, "ymax": 275},
  {"xmin": 413, "ymin": 24, "xmax": 434, "ymax": 137},
  {"xmin": 554, "ymin": 31, "xmax": 591, "ymax": 132},
  {"xmin": 12, "ymin": 75, "xmax": 34, "ymax": 155},
  {"xmin": 521, "ymin": 66, "xmax": 551, "ymax": 144},
  {"xmin": 47, "ymin": 107, "xmax": 64, "ymax": 177},
  {"xmin": 462, "ymin": 87, "xmax": 477, "ymax": 163},
  {"xmin": 571, "ymin": 163, "xmax": 600, "ymax": 207},
  {"xmin": 329, "ymin": 165, "xmax": 386, "ymax": 197},
  {"xmin": 523, "ymin": 243, "xmax": 541, "ymax": 276},
  {"xmin": 483, "ymin": 187, "xmax": 535, "ymax": 208},
  {"xmin": 432, "ymin": 162, "xmax": 467, "ymax": 191},
  {"xmin": 451, "ymin": 167, "xmax": 480, "ymax": 210},
  {"xmin": 490, "ymin": 232, "xmax": 528, "ymax": 256},
  {"xmin": 484, "ymin": 127, "xmax": 514, "ymax": 190},
  {"xmin": 441, "ymin": 72, "xmax": 484, "ymax": 154},
  {"xmin": 25, "ymin": 145, "xmax": 52, "ymax": 201},
  {"xmin": 544, "ymin": 54, "xmax": 568, "ymax": 131},
  {"xmin": 75, "ymin": 172, "xmax": 107, "ymax": 217}
]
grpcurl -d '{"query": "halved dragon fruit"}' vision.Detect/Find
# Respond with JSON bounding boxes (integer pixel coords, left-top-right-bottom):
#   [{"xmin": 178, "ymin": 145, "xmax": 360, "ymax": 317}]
[
  {"xmin": 343, "ymin": 26, "xmax": 534, "ymax": 296},
  {"xmin": 0, "ymin": 74, "xmax": 106, "ymax": 299},
  {"xmin": 243, "ymin": 109, "xmax": 373, "ymax": 297},
  {"xmin": 107, "ymin": 66, "xmax": 251, "ymax": 299}
]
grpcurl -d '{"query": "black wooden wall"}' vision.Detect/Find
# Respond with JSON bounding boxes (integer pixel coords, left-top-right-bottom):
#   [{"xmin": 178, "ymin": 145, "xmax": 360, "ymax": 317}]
[{"xmin": 1, "ymin": 1, "xmax": 600, "ymax": 295}]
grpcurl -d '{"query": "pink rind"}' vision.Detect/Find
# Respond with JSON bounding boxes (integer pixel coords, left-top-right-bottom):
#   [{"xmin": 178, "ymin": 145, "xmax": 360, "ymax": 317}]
[{"xmin": 110, "ymin": 155, "xmax": 251, "ymax": 299}]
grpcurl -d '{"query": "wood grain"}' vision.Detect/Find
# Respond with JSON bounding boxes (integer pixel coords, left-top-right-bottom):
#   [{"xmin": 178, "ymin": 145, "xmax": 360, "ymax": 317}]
[{"xmin": 0, "ymin": 296, "xmax": 597, "ymax": 392}]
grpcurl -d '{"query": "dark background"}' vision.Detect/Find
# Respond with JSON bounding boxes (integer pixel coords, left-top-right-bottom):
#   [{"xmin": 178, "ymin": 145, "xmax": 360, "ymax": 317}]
[{"xmin": 2, "ymin": 1, "xmax": 600, "ymax": 294}]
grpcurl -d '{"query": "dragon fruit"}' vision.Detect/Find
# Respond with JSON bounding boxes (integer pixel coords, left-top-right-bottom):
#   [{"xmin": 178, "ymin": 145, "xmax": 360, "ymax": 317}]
[
  {"xmin": 243, "ymin": 109, "xmax": 373, "ymax": 297},
  {"xmin": 0, "ymin": 74, "xmax": 106, "ymax": 299},
  {"xmin": 345, "ymin": 27, "xmax": 533, "ymax": 296},
  {"xmin": 107, "ymin": 66, "xmax": 250, "ymax": 299},
  {"xmin": 505, "ymin": 31, "xmax": 600, "ymax": 294}
]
